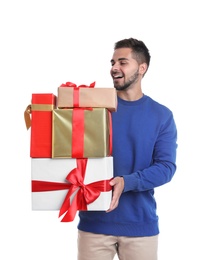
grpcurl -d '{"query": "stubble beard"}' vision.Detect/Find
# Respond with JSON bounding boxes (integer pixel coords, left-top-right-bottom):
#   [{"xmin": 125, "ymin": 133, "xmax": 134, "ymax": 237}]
[{"xmin": 114, "ymin": 70, "xmax": 139, "ymax": 91}]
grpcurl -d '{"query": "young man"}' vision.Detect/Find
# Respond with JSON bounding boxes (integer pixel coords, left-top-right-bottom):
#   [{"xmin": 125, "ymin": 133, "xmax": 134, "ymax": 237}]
[{"xmin": 77, "ymin": 38, "xmax": 177, "ymax": 260}]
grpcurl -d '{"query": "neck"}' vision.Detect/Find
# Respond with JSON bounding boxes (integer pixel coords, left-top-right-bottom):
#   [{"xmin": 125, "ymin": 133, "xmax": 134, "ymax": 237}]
[{"xmin": 117, "ymin": 89, "xmax": 143, "ymax": 101}]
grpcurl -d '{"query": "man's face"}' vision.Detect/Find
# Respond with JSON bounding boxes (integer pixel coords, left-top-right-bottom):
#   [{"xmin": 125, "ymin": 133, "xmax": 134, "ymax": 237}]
[{"xmin": 110, "ymin": 47, "xmax": 140, "ymax": 91}]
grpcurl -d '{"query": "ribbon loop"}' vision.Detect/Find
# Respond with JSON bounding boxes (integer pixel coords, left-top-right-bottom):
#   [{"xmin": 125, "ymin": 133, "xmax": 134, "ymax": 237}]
[
  {"xmin": 60, "ymin": 81, "xmax": 95, "ymax": 88},
  {"xmin": 24, "ymin": 104, "xmax": 32, "ymax": 130}
]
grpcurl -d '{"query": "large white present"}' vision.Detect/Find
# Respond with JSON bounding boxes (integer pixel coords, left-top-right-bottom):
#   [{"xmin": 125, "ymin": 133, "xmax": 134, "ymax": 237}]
[{"xmin": 31, "ymin": 157, "xmax": 113, "ymax": 221}]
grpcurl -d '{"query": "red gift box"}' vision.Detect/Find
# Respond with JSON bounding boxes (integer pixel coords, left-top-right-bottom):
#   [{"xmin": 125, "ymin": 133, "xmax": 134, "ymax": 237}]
[{"xmin": 30, "ymin": 93, "xmax": 57, "ymax": 158}]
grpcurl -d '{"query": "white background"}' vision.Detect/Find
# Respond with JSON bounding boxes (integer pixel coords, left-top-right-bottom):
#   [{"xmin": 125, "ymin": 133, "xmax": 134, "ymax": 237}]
[{"xmin": 1, "ymin": 0, "xmax": 208, "ymax": 259}]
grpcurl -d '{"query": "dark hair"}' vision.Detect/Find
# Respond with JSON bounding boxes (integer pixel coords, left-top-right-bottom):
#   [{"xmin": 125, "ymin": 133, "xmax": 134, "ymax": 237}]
[{"xmin": 114, "ymin": 38, "xmax": 151, "ymax": 69}]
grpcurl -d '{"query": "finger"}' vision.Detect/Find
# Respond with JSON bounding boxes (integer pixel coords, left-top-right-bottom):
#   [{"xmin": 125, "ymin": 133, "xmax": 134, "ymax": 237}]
[
  {"xmin": 106, "ymin": 202, "xmax": 117, "ymax": 212},
  {"xmin": 106, "ymin": 196, "xmax": 119, "ymax": 212}
]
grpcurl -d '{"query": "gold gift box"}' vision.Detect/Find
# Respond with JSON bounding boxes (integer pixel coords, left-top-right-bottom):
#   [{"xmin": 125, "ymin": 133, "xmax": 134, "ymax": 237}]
[
  {"xmin": 52, "ymin": 108, "xmax": 112, "ymax": 158},
  {"xmin": 57, "ymin": 87, "xmax": 117, "ymax": 112}
]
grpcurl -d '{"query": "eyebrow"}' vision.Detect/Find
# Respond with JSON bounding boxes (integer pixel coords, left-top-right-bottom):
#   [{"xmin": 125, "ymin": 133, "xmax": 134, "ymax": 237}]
[{"xmin": 110, "ymin": 57, "xmax": 129, "ymax": 63}]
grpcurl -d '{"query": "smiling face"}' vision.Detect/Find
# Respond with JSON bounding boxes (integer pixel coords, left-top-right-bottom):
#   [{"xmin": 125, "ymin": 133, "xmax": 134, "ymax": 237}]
[{"xmin": 110, "ymin": 47, "xmax": 147, "ymax": 92}]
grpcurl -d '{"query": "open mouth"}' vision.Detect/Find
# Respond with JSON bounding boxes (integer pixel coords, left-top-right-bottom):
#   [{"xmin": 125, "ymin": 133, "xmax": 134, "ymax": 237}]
[{"xmin": 113, "ymin": 75, "xmax": 123, "ymax": 79}]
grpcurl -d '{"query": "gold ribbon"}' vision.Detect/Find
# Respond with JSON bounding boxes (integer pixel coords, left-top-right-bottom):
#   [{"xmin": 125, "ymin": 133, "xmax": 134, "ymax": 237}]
[
  {"xmin": 31, "ymin": 104, "xmax": 54, "ymax": 111},
  {"xmin": 24, "ymin": 104, "xmax": 54, "ymax": 130},
  {"xmin": 24, "ymin": 105, "xmax": 31, "ymax": 130}
]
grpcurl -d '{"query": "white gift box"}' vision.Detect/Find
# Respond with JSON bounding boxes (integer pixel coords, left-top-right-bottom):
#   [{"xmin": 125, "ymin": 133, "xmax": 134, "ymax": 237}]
[{"xmin": 31, "ymin": 157, "xmax": 113, "ymax": 212}]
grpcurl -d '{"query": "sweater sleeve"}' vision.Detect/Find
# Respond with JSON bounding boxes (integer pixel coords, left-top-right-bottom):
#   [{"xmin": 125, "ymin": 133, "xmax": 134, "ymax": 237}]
[{"xmin": 123, "ymin": 112, "xmax": 177, "ymax": 192}]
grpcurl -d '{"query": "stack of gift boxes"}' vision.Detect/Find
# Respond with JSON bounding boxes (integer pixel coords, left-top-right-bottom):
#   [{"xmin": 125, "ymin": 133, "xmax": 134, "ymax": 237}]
[{"xmin": 25, "ymin": 82, "xmax": 117, "ymax": 222}]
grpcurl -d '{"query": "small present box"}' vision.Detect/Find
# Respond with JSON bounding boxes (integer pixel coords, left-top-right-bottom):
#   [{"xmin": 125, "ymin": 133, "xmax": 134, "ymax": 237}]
[
  {"xmin": 29, "ymin": 93, "xmax": 57, "ymax": 158},
  {"xmin": 52, "ymin": 108, "xmax": 112, "ymax": 158},
  {"xmin": 31, "ymin": 157, "xmax": 113, "ymax": 222},
  {"xmin": 57, "ymin": 82, "xmax": 117, "ymax": 111}
]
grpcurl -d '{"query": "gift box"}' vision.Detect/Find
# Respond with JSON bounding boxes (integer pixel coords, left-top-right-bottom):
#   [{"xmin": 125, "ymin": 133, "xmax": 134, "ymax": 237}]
[
  {"xmin": 29, "ymin": 93, "xmax": 57, "ymax": 158},
  {"xmin": 31, "ymin": 157, "xmax": 113, "ymax": 222},
  {"xmin": 57, "ymin": 82, "xmax": 117, "ymax": 111},
  {"xmin": 52, "ymin": 108, "xmax": 112, "ymax": 158}
]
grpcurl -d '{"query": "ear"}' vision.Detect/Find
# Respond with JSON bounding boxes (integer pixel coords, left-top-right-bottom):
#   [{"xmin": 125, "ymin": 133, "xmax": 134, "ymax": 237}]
[{"xmin": 139, "ymin": 63, "xmax": 148, "ymax": 76}]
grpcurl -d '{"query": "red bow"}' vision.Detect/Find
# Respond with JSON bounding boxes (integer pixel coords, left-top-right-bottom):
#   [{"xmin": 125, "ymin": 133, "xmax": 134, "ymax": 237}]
[
  {"xmin": 60, "ymin": 82, "xmax": 95, "ymax": 88},
  {"xmin": 59, "ymin": 158, "xmax": 112, "ymax": 222}
]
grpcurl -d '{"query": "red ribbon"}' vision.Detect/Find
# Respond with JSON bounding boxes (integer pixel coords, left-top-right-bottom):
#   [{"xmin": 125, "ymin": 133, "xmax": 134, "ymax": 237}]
[
  {"xmin": 32, "ymin": 158, "xmax": 113, "ymax": 222},
  {"xmin": 60, "ymin": 82, "xmax": 95, "ymax": 157},
  {"xmin": 71, "ymin": 108, "xmax": 85, "ymax": 158},
  {"xmin": 60, "ymin": 82, "xmax": 95, "ymax": 107},
  {"xmin": 71, "ymin": 107, "xmax": 94, "ymax": 158}
]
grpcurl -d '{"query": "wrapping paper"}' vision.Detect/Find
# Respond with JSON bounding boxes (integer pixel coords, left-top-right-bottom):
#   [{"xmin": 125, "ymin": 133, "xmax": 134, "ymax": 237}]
[
  {"xmin": 57, "ymin": 82, "xmax": 117, "ymax": 111},
  {"xmin": 31, "ymin": 157, "xmax": 113, "ymax": 222},
  {"xmin": 29, "ymin": 93, "xmax": 57, "ymax": 158},
  {"xmin": 52, "ymin": 108, "xmax": 112, "ymax": 158}
]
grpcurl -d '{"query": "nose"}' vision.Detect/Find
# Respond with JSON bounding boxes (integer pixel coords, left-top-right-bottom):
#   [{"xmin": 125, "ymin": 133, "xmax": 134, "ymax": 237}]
[{"xmin": 111, "ymin": 64, "xmax": 120, "ymax": 72}]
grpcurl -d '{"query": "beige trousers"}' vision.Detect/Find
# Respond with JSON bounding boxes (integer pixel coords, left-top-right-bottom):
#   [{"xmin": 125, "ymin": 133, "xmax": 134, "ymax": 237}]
[{"xmin": 77, "ymin": 230, "xmax": 158, "ymax": 260}]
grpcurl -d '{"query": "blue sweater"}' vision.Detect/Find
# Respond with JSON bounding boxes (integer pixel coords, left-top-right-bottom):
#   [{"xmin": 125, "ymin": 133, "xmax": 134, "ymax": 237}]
[{"xmin": 78, "ymin": 94, "xmax": 177, "ymax": 236}]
